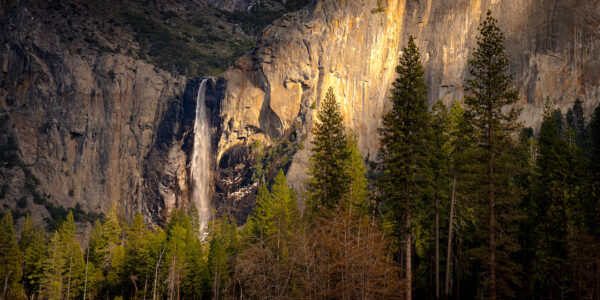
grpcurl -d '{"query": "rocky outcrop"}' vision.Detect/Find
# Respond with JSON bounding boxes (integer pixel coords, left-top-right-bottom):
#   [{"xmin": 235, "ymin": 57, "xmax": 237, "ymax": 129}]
[
  {"xmin": 216, "ymin": 0, "xmax": 600, "ymax": 198},
  {"xmin": 0, "ymin": 0, "xmax": 309, "ymax": 229},
  {"xmin": 2, "ymin": 0, "xmax": 599, "ymax": 229},
  {"xmin": 0, "ymin": 0, "xmax": 190, "ymax": 228}
]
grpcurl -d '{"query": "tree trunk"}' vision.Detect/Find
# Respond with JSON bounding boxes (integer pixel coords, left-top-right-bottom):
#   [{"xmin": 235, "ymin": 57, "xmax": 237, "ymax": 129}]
[
  {"xmin": 435, "ymin": 193, "xmax": 440, "ymax": 300},
  {"xmin": 406, "ymin": 187, "xmax": 412, "ymax": 300},
  {"xmin": 83, "ymin": 246, "xmax": 89, "ymax": 300},
  {"xmin": 488, "ymin": 105, "xmax": 496, "ymax": 300},
  {"xmin": 143, "ymin": 276, "xmax": 148, "ymax": 300},
  {"xmin": 445, "ymin": 176, "xmax": 457, "ymax": 299},
  {"xmin": 153, "ymin": 246, "xmax": 165, "ymax": 300},
  {"xmin": 1, "ymin": 271, "xmax": 12, "ymax": 300},
  {"xmin": 67, "ymin": 252, "xmax": 73, "ymax": 300}
]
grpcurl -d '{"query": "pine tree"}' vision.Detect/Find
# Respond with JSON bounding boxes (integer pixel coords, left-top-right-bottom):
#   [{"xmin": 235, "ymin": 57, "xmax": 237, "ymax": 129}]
[
  {"xmin": 346, "ymin": 134, "xmax": 370, "ymax": 215},
  {"xmin": 428, "ymin": 100, "xmax": 452, "ymax": 299},
  {"xmin": 308, "ymin": 87, "xmax": 350, "ymax": 211},
  {"xmin": 378, "ymin": 35, "xmax": 429, "ymax": 300},
  {"xmin": 565, "ymin": 99, "xmax": 586, "ymax": 149},
  {"xmin": 444, "ymin": 100, "xmax": 474, "ymax": 298},
  {"xmin": 463, "ymin": 10, "xmax": 522, "ymax": 299},
  {"xmin": 207, "ymin": 216, "xmax": 239, "ymax": 299},
  {"xmin": 87, "ymin": 205, "xmax": 124, "ymax": 298},
  {"xmin": 182, "ymin": 237, "xmax": 209, "ymax": 299},
  {"xmin": 237, "ymin": 170, "xmax": 300, "ymax": 298},
  {"xmin": 0, "ymin": 211, "xmax": 23, "ymax": 299},
  {"xmin": 588, "ymin": 106, "xmax": 600, "ymax": 237},
  {"xmin": 123, "ymin": 212, "xmax": 151, "ymax": 298},
  {"xmin": 188, "ymin": 203, "xmax": 201, "ymax": 235},
  {"xmin": 19, "ymin": 215, "xmax": 47, "ymax": 299},
  {"xmin": 531, "ymin": 109, "xmax": 572, "ymax": 297},
  {"xmin": 41, "ymin": 211, "xmax": 85, "ymax": 300},
  {"xmin": 246, "ymin": 169, "xmax": 298, "ymax": 257},
  {"xmin": 165, "ymin": 221, "xmax": 189, "ymax": 300},
  {"xmin": 148, "ymin": 228, "xmax": 167, "ymax": 300}
]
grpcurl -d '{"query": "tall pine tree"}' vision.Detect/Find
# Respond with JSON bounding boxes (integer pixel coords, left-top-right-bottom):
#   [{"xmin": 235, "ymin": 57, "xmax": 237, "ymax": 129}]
[
  {"xmin": 246, "ymin": 169, "xmax": 298, "ymax": 257},
  {"xmin": 378, "ymin": 35, "xmax": 429, "ymax": 300},
  {"xmin": 307, "ymin": 87, "xmax": 350, "ymax": 211},
  {"xmin": 19, "ymin": 215, "xmax": 46, "ymax": 299},
  {"xmin": 346, "ymin": 133, "xmax": 370, "ymax": 215},
  {"xmin": 588, "ymin": 106, "xmax": 600, "ymax": 237},
  {"xmin": 0, "ymin": 211, "xmax": 23, "ymax": 299},
  {"xmin": 428, "ymin": 100, "xmax": 452, "ymax": 299},
  {"xmin": 41, "ymin": 212, "xmax": 85, "ymax": 300},
  {"xmin": 463, "ymin": 10, "xmax": 522, "ymax": 299}
]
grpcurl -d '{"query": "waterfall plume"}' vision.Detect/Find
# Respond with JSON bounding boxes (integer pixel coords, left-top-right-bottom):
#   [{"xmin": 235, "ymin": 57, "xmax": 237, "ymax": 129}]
[{"xmin": 191, "ymin": 79, "xmax": 211, "ymax": 233}]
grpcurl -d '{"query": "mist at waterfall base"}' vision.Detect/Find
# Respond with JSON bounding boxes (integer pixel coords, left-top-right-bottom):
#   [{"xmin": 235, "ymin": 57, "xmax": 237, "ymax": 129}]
[{"xmin": 190, "ymin": 79, "xmax": 212, "ymax": 233}]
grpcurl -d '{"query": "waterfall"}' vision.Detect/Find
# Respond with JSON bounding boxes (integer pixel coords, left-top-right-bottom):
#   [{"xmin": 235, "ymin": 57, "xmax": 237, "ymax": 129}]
[{"xmin": 191, "ymin": 79, "xmax": 211, "ymax": 233}]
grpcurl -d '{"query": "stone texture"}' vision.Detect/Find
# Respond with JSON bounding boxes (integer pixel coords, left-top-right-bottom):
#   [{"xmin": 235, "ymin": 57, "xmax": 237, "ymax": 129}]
[
  {"xmin": 216, "ymin": 0, "xmax": 600, "ymax": 197},
  {"xmin": 0, "ymin": 1, "xmax": 188, "ymax": 228},
  {"xmin": 2, "ymin": 0, "xmax": 600, "ymax": 229}
]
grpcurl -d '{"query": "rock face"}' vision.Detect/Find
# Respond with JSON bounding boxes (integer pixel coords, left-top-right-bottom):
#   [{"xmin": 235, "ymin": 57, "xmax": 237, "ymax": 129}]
[
  {"xmin": 2, "ymin": 0, "xmax": 599, "ymax": 229},
  {"xmin": 0, "ymin": 1, "xmax": 191, "ymax": 227},
  {"xmin": 0, "ymin": 0, "xmax": 306, "ymax": 229},
  {"xmin": 216, "ymin": 0, "xmax": 600, "ymax": 197}
]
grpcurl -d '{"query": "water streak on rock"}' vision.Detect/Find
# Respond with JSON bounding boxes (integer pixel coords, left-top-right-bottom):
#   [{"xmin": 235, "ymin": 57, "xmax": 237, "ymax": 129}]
[{"xmin": 191, "ymin": 79, "xmax": 212, "ymax": 232}]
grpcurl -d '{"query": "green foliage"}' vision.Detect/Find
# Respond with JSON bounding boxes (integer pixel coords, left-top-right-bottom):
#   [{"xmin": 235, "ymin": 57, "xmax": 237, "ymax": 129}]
[
  {"xmin": 588, "ymin": 106, "xmax": 600, "ymax": 236},
  {"xmin": 87, "ymin": 206, "xmax": 124, "ymax": 298},
  {"xmin": 245, "ymin": 170, "xmax": 299, "ymax": 257},
  {"xmin": 19, "ymin": 216, "xmax": 47, "ymax": 299},
  {"xmin": 528, "ymin": 109, "xmax": 587, "ymax": 297},
  {"xmin": 188, "ymin": 203, "xmax": 200, "ymax": 236},
  {"xmin": 377, "ymin": 35, "xmax": 430, "ymax": 249},
  {"xmin": 207, "ymin": 216, "xmax": 239, "ymax": 299},
  {"xmin": 566, "ymin": 99, "xmax": 587, "ymax": 149},
  {"xmin": 308, "ymin": 87, "xmax": 351, "ymax": 210},
  {"xmin": 346, "ymin": 134, "xmax": 370, "ymax": 215},
  {"xmin": 251, "ymin": 126, "xmax": 300, "ymax": 185},
  {"xmin": 462, "ymin": 10, "xmax": 523, "ymax": 299},
  {"xmin": 0, "ymin": 212, "xmax": 24, "ymax": 299},
  {"xmin": 41, "ymin": 212, "xmax": 86, "ymax": 300}
]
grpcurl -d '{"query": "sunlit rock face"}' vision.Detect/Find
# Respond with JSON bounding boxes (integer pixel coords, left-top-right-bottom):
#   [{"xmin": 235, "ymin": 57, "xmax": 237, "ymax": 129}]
[
  {"xmin": 0, "ymin": 2, "xmax": 188, "ymax": 227},
  {"xmin": 217, "ymin": 0, "xmax": 600, "ymax": 192}
]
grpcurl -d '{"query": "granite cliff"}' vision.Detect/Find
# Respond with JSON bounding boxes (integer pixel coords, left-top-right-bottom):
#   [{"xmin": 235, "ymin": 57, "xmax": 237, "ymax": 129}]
[
  {"xmin": 1, "ymin": 0, "xmax": 599, "ymax": 229},
  {"xmin": 215, "ymin": 0, "xmax": 600, "ymax": 200}
]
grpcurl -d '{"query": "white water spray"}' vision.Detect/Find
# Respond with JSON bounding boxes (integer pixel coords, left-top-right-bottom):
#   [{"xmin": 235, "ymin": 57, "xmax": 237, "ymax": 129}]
[{"xmin": 191, "ymin": 79, "xmax": 211, "ymax": 232}]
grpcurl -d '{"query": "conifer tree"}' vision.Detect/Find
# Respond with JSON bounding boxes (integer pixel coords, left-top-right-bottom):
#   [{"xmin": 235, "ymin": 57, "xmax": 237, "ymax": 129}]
[
  {"xmin": 588, "ymin": 106, "xmax": 600, "ymax": 236},
  {"xmin": 566, "ymin": 99, "xmax": 586, "ymax": 149},
  {"xmin": 532, "ymin": 105, "xmax": 594, "ymax": 298},
  {"xmin": 148, "ymin": 228, "xmax": 167, "ymax": 300},
  {"xmin": 19, "ymin": 215, "xmax": 46, "ymax": 299},
  {"xmin": 41, "ymin": 212, "xmax": 85, "ymax": 300},
  {"xmin": 346, "ymin": 134, "xmax": 369, "ymax": 215},
  {"xmin": 207, "ymin": 216, "xmax": 239, "ymax": 299},
  {"xmin": 308, "ymin": 87, "xmax": 350, "ymax": 210},
  {"xmin": 182, "ymin": 237, "xmax": 209, "ymax": 299},
  {"xmin": 165, "ymin": 221, "xmax": 189, "ymax": 300},
  {"xmin": 246, "ymin": 169, "xmax": 298, "ymax": 257},
  {"xmin": 237, "ymin": 170, "xmax": 300, "ymax": 298},
  {"xmin": 123, "ymin": 212, "xmax": 151, "ymax": 298},
  {"xmin": 0, "ymin": 211, "xmax": 23, "ymax": 299},
  {"xmin": 444, "ymin": 100, "xmax": 474, "ymax": 298},
  {"xmin": 378, "ymin": 35, "xmax": 429, "ymax": 300},
  {"xmin": 188, "ymin": 203, "xmax": 201, "ymax": 235},
  {"xmin": 530, "ymin": 108, "xmax": 583, "ymax": 298},
  {"xmin": 87, "ymin": 205, "xmax": 124, "ymax": 297},
  {"xmin": 428, "ymin": 100, "xmax": 451, "ymax": 299},
  {"xmin": 463, "ymin": 10, "xmax": 522, "ymax": 299}
]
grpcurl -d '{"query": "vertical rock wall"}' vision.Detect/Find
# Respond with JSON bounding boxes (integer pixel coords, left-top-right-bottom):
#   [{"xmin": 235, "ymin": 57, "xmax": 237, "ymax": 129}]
[{"xmin": 216, "ymin": 0, "xmax": 600, "ymax": 197}]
